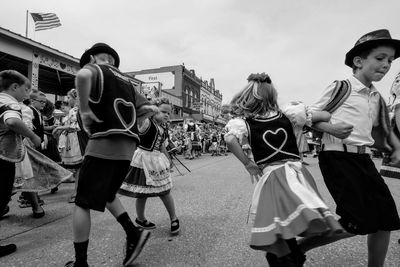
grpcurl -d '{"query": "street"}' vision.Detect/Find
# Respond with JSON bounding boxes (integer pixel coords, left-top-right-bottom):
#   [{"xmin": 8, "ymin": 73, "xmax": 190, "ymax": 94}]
[{"xmin": 1, "ymin": 154, "xmax": 400, "ymax": 266}]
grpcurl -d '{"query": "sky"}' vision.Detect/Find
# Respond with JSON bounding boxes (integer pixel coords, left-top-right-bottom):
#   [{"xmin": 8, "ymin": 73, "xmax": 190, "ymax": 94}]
[{"xmin": 2, "ymin": 0, "xmax": 400, "ymax": 106}]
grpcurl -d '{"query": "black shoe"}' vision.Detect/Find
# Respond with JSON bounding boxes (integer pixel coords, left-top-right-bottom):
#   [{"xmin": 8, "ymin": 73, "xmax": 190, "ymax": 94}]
[
  {"xmin": 123, "ymin": 229, "xmax": 151, "ymax": 266},
  {"xmin": 50, "ymin": 187, "xmax": 58, "ymax": 194},
  {"xmin": 32, "ymin": 209, "xmax": 45, "ymax": 219},
  {"xmin": 170, "ymin": 219, "xmax": 180, "ymax": 235},
  {"xmin": 0, "ymin": 244, "xmax": 17, "ymax": 258},
  {"xmin": 135, "ymin": 218, "xmax": 156, "ymax": 230},
  {"xmin": 266, "ymin": 252, "xmax": 280, "ymax": 267},
  {"xmin": 1, "ymin": 206, "xmax": 10, "ymax": 218},
  {"xmin": 64, "ymin": 260, "xmax": 89, "ymax": 267}
]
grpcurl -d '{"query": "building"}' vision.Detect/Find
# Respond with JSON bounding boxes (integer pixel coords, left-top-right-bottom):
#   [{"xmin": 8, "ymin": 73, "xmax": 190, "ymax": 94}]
[
  {"xmin": 0, "ymin": 27, "xmax": 142, "ymax": 102},
  {"xmin": 126, "ymin": 64, "xmax": 225, "ymax": 125},
  {"xmin": 0, "ymin": 27, "xmax": 79, "ymax": 101}
]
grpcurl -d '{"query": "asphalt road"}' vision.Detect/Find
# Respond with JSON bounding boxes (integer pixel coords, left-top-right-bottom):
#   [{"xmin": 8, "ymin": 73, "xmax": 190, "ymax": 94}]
[{"xmin": 1, "ymin": 154, "xmax": 399, "ymax": 266}]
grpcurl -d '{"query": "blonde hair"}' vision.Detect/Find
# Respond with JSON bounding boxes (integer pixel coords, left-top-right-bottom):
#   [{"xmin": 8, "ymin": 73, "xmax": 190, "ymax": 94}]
[
  {"xmin": 230, "ymin": 73, "xmax": 279, "ymax": 118},
  {"xmin": 150, "ymin": 97, "xmax": 170, "ymax": 107}
]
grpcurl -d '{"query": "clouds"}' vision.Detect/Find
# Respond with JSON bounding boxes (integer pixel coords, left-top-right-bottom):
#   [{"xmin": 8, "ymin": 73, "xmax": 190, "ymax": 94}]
[{"xmin": 2, "ymin": 0, "xmax": 400, "ymax": 106}]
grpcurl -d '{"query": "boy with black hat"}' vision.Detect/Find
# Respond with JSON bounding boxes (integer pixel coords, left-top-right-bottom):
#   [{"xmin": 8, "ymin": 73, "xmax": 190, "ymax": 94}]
[
  {"xmin": 65, "ymin": 43, "xmax": 157, "ymax": 267},
  {"xmin": 305, "ymin": 29, "xmax": 400, "ymax": 266}
]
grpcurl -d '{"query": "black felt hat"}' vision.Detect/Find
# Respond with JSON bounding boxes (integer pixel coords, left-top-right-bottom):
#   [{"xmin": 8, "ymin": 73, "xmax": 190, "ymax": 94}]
[
  {"xmin": 345, "ymin": 29, "xmax": 400, "ymax": 67},
  {"xmin": 79, "ymin": 43, "xmax": 120, "ymax": 68}
]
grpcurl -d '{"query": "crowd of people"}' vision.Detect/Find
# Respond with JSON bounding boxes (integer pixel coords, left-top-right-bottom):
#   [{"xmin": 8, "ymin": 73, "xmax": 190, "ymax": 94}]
[
  {"xmin": 1, "ymin": 28, "xmax": 400, "ymax": 267},
  {"xmin": 167, "ymin": 120, "xmax": 228, "ymax": 159}
]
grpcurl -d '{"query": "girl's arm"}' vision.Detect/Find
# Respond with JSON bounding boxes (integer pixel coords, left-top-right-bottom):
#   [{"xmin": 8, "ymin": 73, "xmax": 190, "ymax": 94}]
[
  {"xmin": 138, "ymin": 118, "xmax": 151, "ymax": 133},
  {"xmin": 312, "ymin": 121, "xmax": 353, "ymax": 139},
  {"xmin": 311, "ymin": 110, "xmax": 331, "ymax": 123},
  {"xmin": 225, "ymin": 134, "xmax": 262, "ymax": 183}
]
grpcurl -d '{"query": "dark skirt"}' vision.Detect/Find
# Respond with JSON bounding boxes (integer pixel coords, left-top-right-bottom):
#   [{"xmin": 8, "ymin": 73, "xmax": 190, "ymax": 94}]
[
  {"xmin": 42, "ymin": 135, "xmax": 61, "ymax": 163},
  {"xmin": 319, "ymin": 151, "xmax": 400, "ymax": 234}
]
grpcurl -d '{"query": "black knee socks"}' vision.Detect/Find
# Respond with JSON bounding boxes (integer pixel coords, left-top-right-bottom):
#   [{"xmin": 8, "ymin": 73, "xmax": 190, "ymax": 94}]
[
  {"xmin": 117, "ymin": 212, "xmax": 139, "ymax": 239},
  {"xmin": 74, "ymin": 240, "xmax": 88, "ymax": 265}
]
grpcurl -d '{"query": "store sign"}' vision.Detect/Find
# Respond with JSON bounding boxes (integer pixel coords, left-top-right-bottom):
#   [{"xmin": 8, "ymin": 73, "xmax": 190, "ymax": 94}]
[
  {"xmin": 135, "ymin": 72, "xmax": 175, "ymax": 90},
  {"xmin": 192, "ymin": 101, "xmax": 201, "ymax": 110}
]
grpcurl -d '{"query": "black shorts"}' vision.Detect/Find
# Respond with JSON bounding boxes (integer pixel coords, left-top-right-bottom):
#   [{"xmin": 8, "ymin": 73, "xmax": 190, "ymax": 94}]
[
  {"xmin": 319, "ymin": 151, "xmax": 400, "ymax": 234},
  {"xmin": 75, "ymin": 156, "xmax": 130, "ymax": 212}
]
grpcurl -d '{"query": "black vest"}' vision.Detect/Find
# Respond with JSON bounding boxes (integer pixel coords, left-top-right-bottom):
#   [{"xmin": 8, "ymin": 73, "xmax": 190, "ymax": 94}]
[
  {"xmin": 88, "ymin": 64, "xmax": 139, "ymax": 141},
  {"xmin": 139, "ymin": 118, "xmax": 160, "ymax": 151},
  {"xmin": 30, "ymin": 106, "xmax": 44, "ymax": 142},
  {"xmin": 246, "ymin": 113, "xmax": 300, "ymax": 165}
]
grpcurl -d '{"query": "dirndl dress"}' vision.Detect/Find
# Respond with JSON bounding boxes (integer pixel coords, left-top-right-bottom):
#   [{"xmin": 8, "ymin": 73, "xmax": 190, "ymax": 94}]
[
  {"xmin": 58, "ymin": 107, "xmax": 83, "ymax": 168},
  {"xmin": 225, "ymin": 106, "xmax": 343, "ymax": 258},
  {"xmin": 249, "ymin": 161, "xmax": 343, "ymax": 257},
  {"xmin": 120, "ymin": 128, "xmax": 172, "ymax": 198}
]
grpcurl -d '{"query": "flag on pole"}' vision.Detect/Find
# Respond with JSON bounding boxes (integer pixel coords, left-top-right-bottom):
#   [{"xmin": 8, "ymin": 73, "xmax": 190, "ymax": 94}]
[{"xmin": 30, "ymin": 13, "xmax": 61, "ymax": 31}]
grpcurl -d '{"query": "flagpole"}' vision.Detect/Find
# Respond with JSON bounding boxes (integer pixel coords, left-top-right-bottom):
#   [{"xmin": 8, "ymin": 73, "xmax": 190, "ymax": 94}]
[{"xmin": 25, "ymin": 10, "xmax": 28, "ymax": 37}]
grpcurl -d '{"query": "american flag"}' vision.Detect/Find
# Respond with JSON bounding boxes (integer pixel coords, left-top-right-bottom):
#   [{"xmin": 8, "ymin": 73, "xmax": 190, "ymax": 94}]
[{"xmin": 30, "ymin": 13, "xmax": 61, "ymax": 31}]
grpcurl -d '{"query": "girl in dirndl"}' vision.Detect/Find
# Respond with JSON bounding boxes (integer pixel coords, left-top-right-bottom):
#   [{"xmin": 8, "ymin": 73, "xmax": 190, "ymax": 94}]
[
  {"xmin": 120, "ymin": 98, "xmax": 180, "ymax": 235},
  {"xmin": 56, "ymin": 89, "xmax": 83, "ymax": 168},
  {"xmin": 53, "ymin": 89, "xmax": 84, "ymax": 202},
  {"xmin": 224, "ymin": 73, "xmax": 343, "ymax": 267}
]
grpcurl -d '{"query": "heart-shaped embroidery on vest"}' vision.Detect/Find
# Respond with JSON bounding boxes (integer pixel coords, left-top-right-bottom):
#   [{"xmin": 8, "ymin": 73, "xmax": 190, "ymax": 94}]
[
  {"xmin": 114, "ymin": 98, "xmax": 136, "ymax": 131},
  {"xmin": 256, "ymin": 128, "xmax": 299, "ymax": 164}
]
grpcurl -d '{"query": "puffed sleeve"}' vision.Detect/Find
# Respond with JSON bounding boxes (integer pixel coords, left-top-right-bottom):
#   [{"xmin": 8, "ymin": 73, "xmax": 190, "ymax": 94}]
[
  {"xmin": 281, "ymin": 101, "xmax": 308, "ymax": 127},
  {"xmin": 224, "ymin": 117, "xmax": 248, "ymax": 143}
]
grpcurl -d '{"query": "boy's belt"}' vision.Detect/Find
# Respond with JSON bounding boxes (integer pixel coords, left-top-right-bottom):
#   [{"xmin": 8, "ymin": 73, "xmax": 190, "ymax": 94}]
[{"xmin": 321, "ymin": 144, "xmax": 370, "ymax": 154}]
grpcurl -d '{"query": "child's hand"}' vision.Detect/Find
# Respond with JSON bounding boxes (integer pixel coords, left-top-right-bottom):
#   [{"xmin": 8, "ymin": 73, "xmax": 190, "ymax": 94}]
[
  {"xmin": 329, "ymin": 122, "xmax": 353, "ymax": 139},
  {"xmin": 30, "ymin": 134, "xmax": 41, "ymax": 148},
  {"xmin": 80, "ymin": 109, "xmax": 103, "ymax": 134},
  {"xmin": 244, "ymin": 161, "xmax": 263, "ymax": 183}
]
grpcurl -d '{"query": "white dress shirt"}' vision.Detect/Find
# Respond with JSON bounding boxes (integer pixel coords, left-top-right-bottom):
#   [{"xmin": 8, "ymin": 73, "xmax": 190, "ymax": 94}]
[{"xmin": 310, "ymin": 76, "xmax": 380, "ymax": 146}]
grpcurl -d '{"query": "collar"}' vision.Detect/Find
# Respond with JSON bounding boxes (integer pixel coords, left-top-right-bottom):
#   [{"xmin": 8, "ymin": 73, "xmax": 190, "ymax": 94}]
[
  {"xmin": 0, "ymin": 92, "xmax": 18, "ymax": 103},
  {"xmin": 349, "ymin": 76, "xmax": 379, "ymax": 95}
]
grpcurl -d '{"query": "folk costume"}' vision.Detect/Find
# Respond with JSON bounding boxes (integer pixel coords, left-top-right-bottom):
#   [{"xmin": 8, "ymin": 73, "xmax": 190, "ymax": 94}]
[
  {"xmin": 0, "ymin": 93, "xmax": 25, "ymax": 214},
  {"xmin": 312, "ymin": 75, "xmax": 400, "ymax": 235},
  {"xmin": 75, "ymin": 56, "xmax": 149, "ymax": 212},
  {"xmin": 58, "ymin": 106, "xmax": 83, "ymax": 167},
  {"xmin": 14, "ymin": 103, "xmax": 72, "ymax": 193},
  {"xmin": 120, "ymin": 118, "xmax": 172, "ymax": 198},
  {"xmin": 225, "ymin": 104, "xmax": 342, "ymax": 257}
]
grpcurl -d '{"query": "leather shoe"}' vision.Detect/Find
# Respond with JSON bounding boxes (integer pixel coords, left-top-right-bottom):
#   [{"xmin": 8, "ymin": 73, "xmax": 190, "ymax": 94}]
[
  {"xmin": 0, "ymin": 244, "xmax": 17, "ymax": 257},
  {"xmin": 32, "ymin": 210, "xmax": 45, "ymax": 219}
]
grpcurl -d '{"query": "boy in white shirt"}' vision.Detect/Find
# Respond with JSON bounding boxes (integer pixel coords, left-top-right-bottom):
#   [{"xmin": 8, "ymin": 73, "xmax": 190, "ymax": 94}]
[
  {"xmin": 0, "ymin": 70, "xmax": 40, "ymax": 258},
  {"xmin": 307, "ymin": 29, "xmax": 400, "ymax": 267}
]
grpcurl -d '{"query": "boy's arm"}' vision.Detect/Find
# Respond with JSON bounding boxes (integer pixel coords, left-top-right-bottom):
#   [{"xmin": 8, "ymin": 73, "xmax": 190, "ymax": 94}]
[
  {"xmin": 5, "ymin": 118, "xmax": 41, "ymax": 147},
  {"xmin": 75, "ymin": 68, "xmax": 102, "ymax": 133}
]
